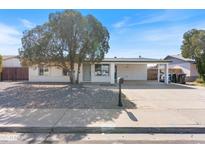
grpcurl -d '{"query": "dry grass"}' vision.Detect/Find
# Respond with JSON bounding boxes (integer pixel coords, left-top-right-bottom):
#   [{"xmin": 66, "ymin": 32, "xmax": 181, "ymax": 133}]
[
  {"xmin": 187, "ymin": 78, "xmax": 205, "ymax": 87},
  {"xmin": 0, "ymin": 82, "xmax": 136, "ymax": 109}
]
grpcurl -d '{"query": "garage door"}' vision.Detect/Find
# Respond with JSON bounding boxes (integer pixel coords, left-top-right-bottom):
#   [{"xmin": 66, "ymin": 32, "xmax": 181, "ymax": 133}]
[{"xmin": 116, "ymin": 64, "xmax": 147, "ymax": 80}]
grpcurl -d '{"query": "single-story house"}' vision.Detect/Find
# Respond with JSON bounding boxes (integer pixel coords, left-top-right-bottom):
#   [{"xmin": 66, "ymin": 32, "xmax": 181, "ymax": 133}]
[
  {"xmin": 29, "ymin": 57, "xmax": 170, "ymax": 84},
  {"xmin": 1, "ymin": 55, "xmax": 28, "ymax": 81},
  {"xmin": 164, "ymin": 54, "xmax": 199, "ymax": 81},
  {"xmin": 2, "ymin": 55, "xmax": 22, "ymax": 67}
]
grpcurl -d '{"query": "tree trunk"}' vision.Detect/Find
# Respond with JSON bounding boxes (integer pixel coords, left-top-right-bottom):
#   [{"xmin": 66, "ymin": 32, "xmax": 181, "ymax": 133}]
[
  {"xmin": 76, "ymin": 62, "xmax": 81, "ymax": 84},
  {"xmin": 70, "ymin": 62, "xmax": 75, "ymax": 84}
]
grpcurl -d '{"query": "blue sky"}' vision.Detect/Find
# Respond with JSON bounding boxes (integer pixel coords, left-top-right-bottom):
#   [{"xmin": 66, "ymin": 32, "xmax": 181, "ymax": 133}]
[{"xmin": 1, "ymin": 9, "xmax": 205, "ymax": 58}]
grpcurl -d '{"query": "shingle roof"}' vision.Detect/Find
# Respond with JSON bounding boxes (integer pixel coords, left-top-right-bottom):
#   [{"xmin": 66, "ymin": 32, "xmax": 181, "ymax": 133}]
[
  {"xmin": 102, "ymin": 57, "xmax": 170, "ymax": 63},
  {"xmin": 2, "ymin": 55, "xmax": 170, "ymax": 63},
  {"xmin": 164, "ymin": 54, "xmax": 195, "ymax": 63}
]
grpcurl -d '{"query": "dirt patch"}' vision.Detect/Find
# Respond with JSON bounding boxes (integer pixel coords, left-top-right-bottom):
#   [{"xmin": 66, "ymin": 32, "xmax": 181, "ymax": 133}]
[{"xmin": 0, "ymin": 82, "xmax": 136, "ymax": 109}]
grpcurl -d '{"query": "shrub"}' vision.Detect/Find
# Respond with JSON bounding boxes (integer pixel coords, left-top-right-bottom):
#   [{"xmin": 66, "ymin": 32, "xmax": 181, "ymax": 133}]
[{"xmin": 196, "ymin": 78, "xmax": 205, "ymax": 84}]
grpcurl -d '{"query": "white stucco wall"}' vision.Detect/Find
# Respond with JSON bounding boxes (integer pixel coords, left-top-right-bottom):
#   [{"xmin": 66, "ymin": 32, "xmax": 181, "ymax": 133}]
[
  {"xmin": 116, "ymin": 64, "xmax": 147, "ymax": 80},
  {"xmin": 165, "ymin": 57, "xmax": 193, "ymax": 76},
  {"xmin": 29, "ymin": 62, "xmax": 149, "ymax": 83},
  {"xmin": 168, "ymin": 63, "xmax": 191, "ymax": 76},
  {"xmin": 3, "ymin": 58, "xmax": 21, "ymax": 67},
  {"xmin": 29, "ymin": 64, "xmax": 82, "ymax": 82},
  {"xmin": 29, "ymin": 63, "xmax": 113, "ymax": 83}
]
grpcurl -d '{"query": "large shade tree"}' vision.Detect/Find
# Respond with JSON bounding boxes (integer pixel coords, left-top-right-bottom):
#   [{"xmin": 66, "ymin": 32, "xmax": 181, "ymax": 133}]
[
  {"xmin": 19, "ymin": 10, "xmax": 110, "ymax": 84},
  {"xmin": 181, "ymin": 29, "xmax": 205, "ymax": 81}
]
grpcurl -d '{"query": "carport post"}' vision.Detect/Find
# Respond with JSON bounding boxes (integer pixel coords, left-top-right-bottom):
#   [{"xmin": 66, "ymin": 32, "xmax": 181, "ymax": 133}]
[
  {"xmin": 118, "ymin": 82, "xmax": 122, "ymax": 107},
  {"xmin": 110, "ymin": 63, "xmax": 115, "ymax": 84},
  {"xmin": 157, "ymin": 64, "xmax": 160, "ymax": 82},
  {"xmin": 165, "ymin": 63, "xmax": 169, "ymax": 84}
]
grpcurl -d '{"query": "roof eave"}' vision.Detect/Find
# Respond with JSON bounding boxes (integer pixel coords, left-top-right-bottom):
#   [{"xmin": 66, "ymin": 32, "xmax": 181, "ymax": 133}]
[
  {"xmin": 165, "ymin": 55, "xmax": 195, "ymax": 63},
  {"xmin": 101, "ymin": 60, "xmax": 171, "ymax": 63}
]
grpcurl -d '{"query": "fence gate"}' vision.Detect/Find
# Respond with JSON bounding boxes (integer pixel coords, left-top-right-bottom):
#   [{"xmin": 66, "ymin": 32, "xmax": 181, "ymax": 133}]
[
  {"xmin": 1, "ymin": 67, "xmax": 28, "ymax": 81},
  {"xmin": 147, "ymin": 68, "xmax": 158, "ymax": 80}
]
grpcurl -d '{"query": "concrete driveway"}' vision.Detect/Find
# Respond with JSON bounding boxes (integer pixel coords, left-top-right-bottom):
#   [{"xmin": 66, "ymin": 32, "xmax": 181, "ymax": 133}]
[
  {"xmin": 122, "ymin": 81, "xmax": 205, "ymax": 110},
  {"xmin": 117, "ymin": 81, "xmax": 205, "ymax": 127}
]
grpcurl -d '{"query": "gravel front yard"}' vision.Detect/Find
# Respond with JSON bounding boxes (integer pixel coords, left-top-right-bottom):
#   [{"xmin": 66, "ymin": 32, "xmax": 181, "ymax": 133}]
[{"xmin": 0, "ymin": 82, "xmax": 136, "ymax": 109}]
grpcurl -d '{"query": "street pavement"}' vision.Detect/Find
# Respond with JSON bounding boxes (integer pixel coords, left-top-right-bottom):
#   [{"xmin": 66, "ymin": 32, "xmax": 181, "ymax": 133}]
[{"xmin": 1, "ymin": 133, "xmax": 205, "ymax": 144}]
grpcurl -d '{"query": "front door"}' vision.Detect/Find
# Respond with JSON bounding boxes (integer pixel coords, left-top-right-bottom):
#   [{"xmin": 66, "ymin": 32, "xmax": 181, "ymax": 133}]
[{"xmin": 83, "ymin": 64, "xmax": 91, "ymax": 82}]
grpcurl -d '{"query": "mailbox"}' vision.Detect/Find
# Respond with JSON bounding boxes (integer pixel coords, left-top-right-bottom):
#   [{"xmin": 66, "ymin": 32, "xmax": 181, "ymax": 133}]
[
  {"xmin": 118, "ymin": 77, "xmax": 124, "ymax": 107},
  {"xmin": 118, "ymin": 77, "xmax": 124, "ymax": 84}
]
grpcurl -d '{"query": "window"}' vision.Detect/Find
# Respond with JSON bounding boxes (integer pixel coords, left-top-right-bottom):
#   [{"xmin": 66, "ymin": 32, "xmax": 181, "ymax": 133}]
[
  {"xmin": 95, "ymin": 64, "xmax": 109, "ymax": 76},
  {"xmin": 62, "ymin": 68, "xmax": 69, "ymax": 76},
  {"xmin": 39, "ymin": 67, "xmax": 49, "ymax": 76}
]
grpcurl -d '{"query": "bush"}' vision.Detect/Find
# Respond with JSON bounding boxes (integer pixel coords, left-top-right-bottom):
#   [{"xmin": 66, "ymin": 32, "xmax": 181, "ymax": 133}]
[
  {"xmin": 196, "ymin": 55, "xmax": 205, "ymax": 82},
  {"xmin": 196, "ymin": 78, "xmax": 205, "ymax": 84}
]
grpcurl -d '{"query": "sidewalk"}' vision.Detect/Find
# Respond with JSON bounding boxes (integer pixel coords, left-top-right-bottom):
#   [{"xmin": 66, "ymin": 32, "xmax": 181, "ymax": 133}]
[{"xmin": 0, "ymin": 108, "xmax": 205, "ymax": 133}]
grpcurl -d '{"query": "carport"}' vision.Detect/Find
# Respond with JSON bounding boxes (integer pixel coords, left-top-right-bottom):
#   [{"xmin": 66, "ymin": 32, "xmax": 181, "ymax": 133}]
[{"xmin": 102, "ymin": 58, "xmax": 170, "ymax": 84}]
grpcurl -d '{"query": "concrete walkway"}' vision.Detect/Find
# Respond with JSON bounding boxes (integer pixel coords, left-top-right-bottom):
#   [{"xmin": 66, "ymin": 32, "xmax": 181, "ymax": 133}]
[{"xmin": 0, "ymin": 108, "xmax": 205, "ymax": 133}]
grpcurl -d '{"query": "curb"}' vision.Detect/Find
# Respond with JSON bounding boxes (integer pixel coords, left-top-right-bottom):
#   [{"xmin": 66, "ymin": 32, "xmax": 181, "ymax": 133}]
[
  {"xmin": 1, "ymin": 127, "xmax": 205, "ymax": 134},
  {"xmin": 0, "ymin": 127, "xmax": 52, "ymax": 133}
]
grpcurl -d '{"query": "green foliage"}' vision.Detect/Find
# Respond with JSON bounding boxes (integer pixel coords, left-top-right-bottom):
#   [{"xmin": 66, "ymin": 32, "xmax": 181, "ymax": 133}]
[
  {"xmin": 19, "ymin": 23, "xmax": 69, "ymax": 68},
  {"xmin": 181, "ymin": 29, "xmax": 205, "ymax": 81},
  {"xmin": 196, "ymin": 54, "xmax": 205, "ymax": 81},
  {"xmin": 19, "ymin": 10, "xmax": 110, "ymax": 84}
]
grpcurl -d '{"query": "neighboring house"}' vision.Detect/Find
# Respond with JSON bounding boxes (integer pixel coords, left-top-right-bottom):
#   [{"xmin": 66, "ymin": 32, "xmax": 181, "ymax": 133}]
[
  {"xmin": 29, "ymin": 57, "xmax": 170, "ymax": 84},
  {"xmin": 3, "ymin": 55, "xmax": 22, "ymax": 67},
  {"xmin": 164, "ymin": 54, "xmax": 199, "ymax": 81},
  {"xmin": 1, "ymin": 55, "xmax": 28, "ymax": 81}
]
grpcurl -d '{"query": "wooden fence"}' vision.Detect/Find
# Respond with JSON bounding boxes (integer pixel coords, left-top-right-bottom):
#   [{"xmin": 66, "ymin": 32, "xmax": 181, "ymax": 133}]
[
  {"xmin": 1, "ymin": 67, "xmax": 28, "ymax": 81},
  {"xmin": 147, "ymin": 69, "xmax": 158, "ymax": 80}
]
